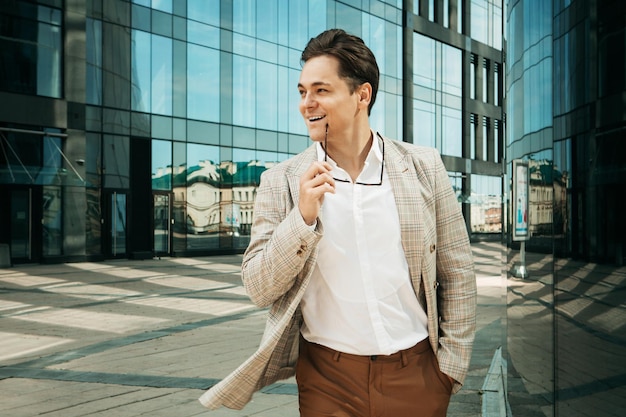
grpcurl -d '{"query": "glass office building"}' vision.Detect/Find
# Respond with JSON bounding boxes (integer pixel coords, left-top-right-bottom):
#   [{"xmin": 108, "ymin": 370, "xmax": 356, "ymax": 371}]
[
  {"xmin": 0, "ymin": 0, "xmax": 504, "ymax": 263},
  {"xmin": 506, "ymin": 0, "xmax": 626, "ymax": 415}
]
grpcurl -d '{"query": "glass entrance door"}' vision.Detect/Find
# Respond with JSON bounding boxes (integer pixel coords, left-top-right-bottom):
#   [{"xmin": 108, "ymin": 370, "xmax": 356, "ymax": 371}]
[
  {"xmin": 153, "ymin": 193, "xmax": 171, "ymax": 255},
  {"xmin": 108, "ymin": 192, "xmax": 127, "ymax": 257},
  {"xmin": 10, "ymin": 189, "xmax": 31, "ymax": 260},
  {"xmin": 3, "ymin": 186, "xmax": 42, "ymax": 263}
]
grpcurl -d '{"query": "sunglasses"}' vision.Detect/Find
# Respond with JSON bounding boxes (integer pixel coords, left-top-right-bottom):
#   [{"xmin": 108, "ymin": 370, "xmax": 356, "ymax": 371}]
[{"xmin": 323, "ymin": 126, "xmax": 385, "ymax": 186}]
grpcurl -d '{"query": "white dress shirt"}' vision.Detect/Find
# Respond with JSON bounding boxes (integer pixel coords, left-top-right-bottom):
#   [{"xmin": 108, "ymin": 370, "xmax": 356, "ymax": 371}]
[{"xmin": 300, "ymin": 133, "xmax": 428, "ymax": 355}]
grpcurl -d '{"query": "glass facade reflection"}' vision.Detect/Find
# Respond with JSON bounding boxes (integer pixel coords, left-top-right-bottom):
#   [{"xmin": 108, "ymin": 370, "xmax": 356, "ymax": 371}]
[
  {"xmin": 506, "ymin": 0, "xmax": 626, "ymax": 415},
  {"xmin": 0, "ymin": 2, "xmax": 502, "ymax": 263}
]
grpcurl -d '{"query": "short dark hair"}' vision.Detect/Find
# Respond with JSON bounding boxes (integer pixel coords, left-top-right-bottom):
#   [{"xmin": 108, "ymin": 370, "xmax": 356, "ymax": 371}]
[{"xmin": 301, "ymin": 29, "xmax": 380, "ymax": 115}]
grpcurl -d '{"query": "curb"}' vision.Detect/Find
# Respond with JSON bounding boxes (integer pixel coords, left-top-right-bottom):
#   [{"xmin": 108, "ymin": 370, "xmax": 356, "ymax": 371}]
[{"xmin": 481, "ymin": 346, "xmax": 513, "ymax": 417}]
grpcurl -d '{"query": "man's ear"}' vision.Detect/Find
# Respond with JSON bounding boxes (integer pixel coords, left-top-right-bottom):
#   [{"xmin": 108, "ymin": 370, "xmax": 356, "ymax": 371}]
[{"xmin": 357, "ymin": 82, "xmax": 372, "ymax": 110}]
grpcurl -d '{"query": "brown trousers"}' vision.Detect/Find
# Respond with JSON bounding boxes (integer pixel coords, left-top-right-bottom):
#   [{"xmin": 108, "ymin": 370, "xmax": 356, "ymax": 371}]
[{"xmin": 296, "ymin": 337, "xmax": 452, "ymax": 417}]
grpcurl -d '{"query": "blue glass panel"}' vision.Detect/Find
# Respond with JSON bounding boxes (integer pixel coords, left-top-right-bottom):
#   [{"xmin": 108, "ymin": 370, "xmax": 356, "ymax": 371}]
[
  {"xmin": 277, "ymin": 0, "xmax": 290, "ymax": 46},
  {"xmin": 288, "ymin": 0, "xmax": 308, "ymax": 48},
  {"xmin": 413, "ymin": 99, "xmax": 436, "ymax": 148},
  {"xmin": 471, "ymin": 0, "xmax": 488, "ymax": 44},
  {"xmin": 335, "ymin": 2, "xmax": 361, "ymax": 37},
  {"xmin": 256, "ymin": 61, "xmax": 278, "ymax": 130},
  {"xmin": 152, "ymin": 115, "xmax": 172, "ymax": 139},
  {"xmin": 233, "ymin": 33, "xmax": 256, "ymax": 57},
  {"xmin": 370, "ymin": 89, "xmax": 386, "ymax": 134},
  {"xmin": 152, "ymin": 10, "xmax": 172, "ymax": 37},
  {"xmin": 151, "ymin": 35, "xmax": 173, "ymax": 115},
  {"xmin": 152, "ymin": 139, "xmax": 172, "ymax": 190},
  {"xmin": 152, "ymin": 0, "xmax": 172, "ymax": 14},
  {"xmin": 442, "ymin": 107, "xmax": 462, "ymax": 157},
  {"xmin": 288, "ymin": 68, "xmax": 307, "ymax": 135},
  {"xmin": 257, "ymin": 0, "xmax": 278, "ymax": 42},
  {"xmin": 442, "ymin": 44, "xmax": 462, "ymax": 96},
  {"xmin": 362, "ymin": 14, "xmax": 386, "ymax": 74},
  {"xmin": 187, "ymin": 44, "xmax": 219, "ymax": 122},
  {"xmin": 172, "ymin": 40, "xmax": 187, "ymax": 117},
  {"xmin": 413, "ymin": 34, "xmax": 435, "ymax": 89},
  {"xmin": 233, "ymin": 0, "xmax": 255, "ymax": 36},
  {"xmin": 132, "ymin": 4, "xmax": 151, "ymax": 31},
  {"xmin": 132, "ymin": 0, "xmax": 150, "ymax": 8},
  {"xmin": 277, "ymin": 66, "xmax": 290, "ymax": 131},
  {"xmin": 131, "ymin": 30, "xmax": 152, "ymax": 112},
  {"xmin": 86, "ymin": 18, "xmax": 102, "ymax": 105},
  {"xmin": 187, "ymin": 20, "xmax": 219, "ymax": 48},
  {"xmin": 35, "ymin": 22, "xmax": 62, "ymax": 97},
  {"xmin": 308, "ymin": 1, "xmax": 326, "ymax": 40},
  {"xmin": 232, "ymin": 55, "xmax": 256, "ymax": 127},
  {"xmin": 187, "ymin": 0, "xmax": 220, "ymax": 26},
  {"xmin": 256, "ymin": 39, "xmax": 277, "ymax": 63}
]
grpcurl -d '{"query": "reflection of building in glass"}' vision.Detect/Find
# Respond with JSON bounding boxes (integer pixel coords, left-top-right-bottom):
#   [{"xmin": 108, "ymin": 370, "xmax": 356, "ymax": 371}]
[
  {"xmin": 153, "ymin": 159, "xmax": 270, "ymax": 238},
  {"xmin": 470, "ymin": 194, "xmax": 502, "ymax": 233},
  {"xmin": 1, "ymin": 1, "xmax": 504, "ymax": 262},
  {"xmin": 506, "ymin": 0, "xmax": 626, "ymax": 415},
  {"xmin": 528, "ymin": 160, "xmax": 553, "ymax": 237}
]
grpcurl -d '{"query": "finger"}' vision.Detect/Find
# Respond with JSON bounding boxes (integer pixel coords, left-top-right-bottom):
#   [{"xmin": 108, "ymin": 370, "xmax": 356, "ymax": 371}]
[
  {"xmin": 309, "ymin": 172, "xmax": 335, "ymax": 190},
  {"xmin": 305, "ymin": 161, "xmax": 333, "ymax": 179}
]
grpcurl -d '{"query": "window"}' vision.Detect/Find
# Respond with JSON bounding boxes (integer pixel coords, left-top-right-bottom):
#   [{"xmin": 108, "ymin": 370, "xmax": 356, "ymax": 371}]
[
  {"xmin": 470, "ymin": 174, "xmax": 502, "ymax": 233},
  {"xmin": 0, "ymin": 1, "xmax": 62, "ymax": 97},
  {"xmin": 152, "ymin": 140, "xmax": 172, "ymax": 190},
  {"xmin": 413, "ymin": 33, "xmax": 462, "ymax": 156},
  {"xmin": 483, "ymin": 58, "xmax": 489, "ymax": 103},
  {"xmin": 86, "ymin": 19, "xmax": 102, "ymax": 105}
]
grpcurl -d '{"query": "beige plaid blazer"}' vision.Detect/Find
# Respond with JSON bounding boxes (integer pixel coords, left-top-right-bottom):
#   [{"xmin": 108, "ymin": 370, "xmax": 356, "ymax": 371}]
[{"xmin": 199, "ymin": 135, "xmax": 476, "ymax": 410}]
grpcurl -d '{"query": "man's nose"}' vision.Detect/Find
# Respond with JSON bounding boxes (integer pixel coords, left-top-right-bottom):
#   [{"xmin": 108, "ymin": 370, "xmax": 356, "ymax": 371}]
[{"xmin": 302, "ymin": 93, "xmax": 316, "ymax": 108}]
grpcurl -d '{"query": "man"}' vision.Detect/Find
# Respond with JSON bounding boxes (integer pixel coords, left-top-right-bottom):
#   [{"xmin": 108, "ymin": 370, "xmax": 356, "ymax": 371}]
[{"xmin": 199, "ymin": 28, "xmax": 476, "ymax": 416}]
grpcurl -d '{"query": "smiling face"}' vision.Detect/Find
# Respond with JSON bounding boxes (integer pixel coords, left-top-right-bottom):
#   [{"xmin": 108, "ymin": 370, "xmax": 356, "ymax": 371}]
[{"xmin": 297, "ymin": 55, "xmax": 370, "ymax": 143}]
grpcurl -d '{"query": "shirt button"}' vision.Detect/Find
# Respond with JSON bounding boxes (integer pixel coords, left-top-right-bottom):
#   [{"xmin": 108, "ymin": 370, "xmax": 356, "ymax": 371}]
[{"xmin": 430, "ymin": 244, "xmax": 436, "ymax": 253}]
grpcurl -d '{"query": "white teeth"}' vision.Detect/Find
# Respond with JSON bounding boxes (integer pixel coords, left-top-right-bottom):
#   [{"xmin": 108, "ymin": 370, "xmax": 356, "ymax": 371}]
[{"xmin": 310, "ymin": 116, "xmax": 325, "ymax": 121}]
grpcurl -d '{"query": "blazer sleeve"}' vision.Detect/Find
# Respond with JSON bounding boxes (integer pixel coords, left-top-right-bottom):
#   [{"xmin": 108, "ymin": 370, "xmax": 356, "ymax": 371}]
[
  {"xmin": 430, "ymin": 149, "xmax": 477, "ymax": 387},
  {"xmin": 241, "ymin": 166, "xmax": 323, "ymax": 308}
]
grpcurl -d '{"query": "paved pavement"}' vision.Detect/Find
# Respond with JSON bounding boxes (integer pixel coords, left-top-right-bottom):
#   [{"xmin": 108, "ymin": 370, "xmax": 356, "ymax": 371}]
[{"xmin": 0, "ymin": 241, "xmax": 505, "ymax": 417}]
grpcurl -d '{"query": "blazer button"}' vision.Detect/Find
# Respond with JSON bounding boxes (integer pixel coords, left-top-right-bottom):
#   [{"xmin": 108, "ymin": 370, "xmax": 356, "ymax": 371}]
[{"xmin": 430, "ymin": 244, "xmax": 436, "ymax": 253}]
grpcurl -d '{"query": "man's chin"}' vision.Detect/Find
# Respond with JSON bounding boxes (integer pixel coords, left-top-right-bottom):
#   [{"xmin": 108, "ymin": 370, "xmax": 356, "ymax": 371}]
[
  {"xmin": 307, "ymin": 131, "xmax": 325, "ymax": 142},
  {"xmin": 305, "ymin": 122, "xmax": 327, "ymax": 142}
]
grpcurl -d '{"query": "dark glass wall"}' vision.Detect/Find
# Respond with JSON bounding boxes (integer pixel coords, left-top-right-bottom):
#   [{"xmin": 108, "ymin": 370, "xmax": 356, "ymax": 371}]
[{"xmin": 506, "ymin": 0, "xmax": 626, "ymax": 415}]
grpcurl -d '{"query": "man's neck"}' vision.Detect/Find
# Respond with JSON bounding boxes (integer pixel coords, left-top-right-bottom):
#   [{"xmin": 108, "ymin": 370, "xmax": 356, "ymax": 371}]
[{"xmin": 328, "ymin": 126, "xmax": 373, "ymax": 182}]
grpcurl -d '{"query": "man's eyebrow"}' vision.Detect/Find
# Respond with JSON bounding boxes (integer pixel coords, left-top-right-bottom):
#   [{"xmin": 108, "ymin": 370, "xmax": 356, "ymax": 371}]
[{"xmin": 297, "ymin": 81, "xmax": 332, "ymax": 88}]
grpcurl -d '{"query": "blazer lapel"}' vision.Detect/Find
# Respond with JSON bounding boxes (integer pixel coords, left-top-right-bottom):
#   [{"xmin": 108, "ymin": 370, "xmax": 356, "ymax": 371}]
[{"xmin": 384, "ymin": 137, "xmax": 424, "ymax": 287}]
